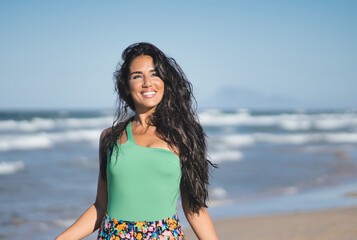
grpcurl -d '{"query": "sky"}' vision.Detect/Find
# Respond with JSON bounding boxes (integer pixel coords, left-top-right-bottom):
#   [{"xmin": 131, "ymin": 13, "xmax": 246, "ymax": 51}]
[{"xmin": 0, "ymin": 0, "xmax": 356, "ymax": 110}]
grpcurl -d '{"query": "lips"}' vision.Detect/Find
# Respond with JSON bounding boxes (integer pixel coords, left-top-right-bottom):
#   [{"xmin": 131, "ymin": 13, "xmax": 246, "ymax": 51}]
[{"xmin": 141, "ymin": 91, "xmax": 157, "ymax": 98}]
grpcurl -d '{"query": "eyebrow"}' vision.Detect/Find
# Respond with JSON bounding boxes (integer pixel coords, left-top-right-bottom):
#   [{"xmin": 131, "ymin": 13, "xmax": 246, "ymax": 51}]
[{"xmin": 129, "ymin": 69, "xmax": 156, "ymax": 78}]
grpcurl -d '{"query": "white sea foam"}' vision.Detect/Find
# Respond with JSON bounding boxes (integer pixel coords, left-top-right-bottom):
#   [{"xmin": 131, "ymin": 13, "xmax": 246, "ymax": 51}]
[
  {"xmin": 209, "ymin": 187, "xmax": 228, "ymax": 199},
  {"xmin": 282, "ymin": 186, "xmax": 299, "ymax": 195},
  {"xmin": 324, "ymin": 133, "xmax": 357, "ymax": 143},
  {"xmin": 0, "ymin": 116, "xmax": 112, "ymax": 132},
  {"xmin": 253, "ymin": 133, "xmax": 315, "ymax": 144},
  {"xmin": 2, "ymin": 129, "xmax": 357, "ymax": 153},
  {"xmin": 0, "ymin": 161, "xmax": 25, "ymax": 175},
  {"xmin": 199, "ymin": 110, "xmax": 268, "ymax": 126},
  {"xmin": 278, "ymin": 119, "xmax": 312, "ymax": 131},
  {"xmin": 2, "ymin": 111, "xmax": 357, "ymax": 152},
  {"xmin": 220, "ymin": 132, "xmax": 357, "ymax": 146},
  {"xmin": 314, "ymin": 115, "xmax": 357, "ymax": 130},
  {"xmin": 207, "ymin": 187, "xmax": 234, "ymax": 207},
  {"xmin": 0, "ymin": 129, "xmax": 101, "ymax": 151},
  {"xmin": 0, "ymin": 118, "xmax": 54, "ymax": 132},
  {"xmin": 219, "ymin": 135, "xmax": 256, "ymax": 147},
  {"xmin": 209, "ymin": 150, "xmax": 244, "ymax": 163},
  {"xmin": 0, "ymin": 134, "xmax": 53, "ymax": 151},
  {"xmin": 2, "ymin": 111, "xmax": 357, "ymax": 134},
  {"xmin": 199, "ymin": 111, "xmax": 357, "ymax": 131},
  {"xmin": 48, "ymin": 129, "xmax": 101, "ymax": 142}
]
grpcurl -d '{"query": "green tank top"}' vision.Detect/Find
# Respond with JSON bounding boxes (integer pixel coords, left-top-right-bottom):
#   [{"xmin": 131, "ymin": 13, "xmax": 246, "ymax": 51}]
[{"xmin": 106, "ymin": 121, "xmax": 182, "ymax": 221}]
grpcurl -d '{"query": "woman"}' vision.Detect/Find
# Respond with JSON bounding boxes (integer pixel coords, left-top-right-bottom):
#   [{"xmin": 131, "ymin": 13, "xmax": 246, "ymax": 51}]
[{"xmin": 56, "ymin": 42, "xmax": 218, "ymax": 240}]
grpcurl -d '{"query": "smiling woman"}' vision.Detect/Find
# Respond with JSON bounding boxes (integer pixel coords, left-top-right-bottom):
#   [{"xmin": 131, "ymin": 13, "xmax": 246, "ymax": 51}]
[{"xmin": 55, "ymin": 42, "xmax": 218, "ymax": 240}]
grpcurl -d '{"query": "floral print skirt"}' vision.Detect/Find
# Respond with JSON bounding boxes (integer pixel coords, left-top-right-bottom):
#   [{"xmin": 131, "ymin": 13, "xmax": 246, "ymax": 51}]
[{"xmin": 97, "ymin": 212, "xmax": 185, "ymax": 240}]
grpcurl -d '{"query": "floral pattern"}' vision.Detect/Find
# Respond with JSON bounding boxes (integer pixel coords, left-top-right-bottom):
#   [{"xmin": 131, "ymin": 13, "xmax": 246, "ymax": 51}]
[{"xmin": 97, "ymin": 213, "xmax": 185, "ymax": 240}]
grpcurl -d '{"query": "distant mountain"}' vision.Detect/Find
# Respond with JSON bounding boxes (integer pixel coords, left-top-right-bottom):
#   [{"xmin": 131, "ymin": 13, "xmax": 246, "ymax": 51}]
[{"xmin": 199, "ymin": 86, "xmax": 305, "ymax": 110}]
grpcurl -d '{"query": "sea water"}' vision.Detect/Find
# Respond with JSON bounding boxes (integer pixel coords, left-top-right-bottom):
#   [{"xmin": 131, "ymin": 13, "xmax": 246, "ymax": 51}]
[{"xmin": 1, "ymin": 108, "xmax": 357, "ymax": 239}]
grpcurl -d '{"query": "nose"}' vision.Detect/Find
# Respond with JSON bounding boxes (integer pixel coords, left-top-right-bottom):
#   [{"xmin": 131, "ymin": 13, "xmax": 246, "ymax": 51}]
[{"xmin": 142, "ymin": 75, "xmax": 152, "ymax": 87}]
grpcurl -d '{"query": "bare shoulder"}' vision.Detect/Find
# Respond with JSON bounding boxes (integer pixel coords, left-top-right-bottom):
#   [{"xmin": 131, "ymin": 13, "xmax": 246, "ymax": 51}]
[
  {"xmin": 100, "ymin": 127, "xmax": 112, "ymax": 141},
  {"xmin": 100, "ymin": 126, "xmax": 127, "ymax": 145}
]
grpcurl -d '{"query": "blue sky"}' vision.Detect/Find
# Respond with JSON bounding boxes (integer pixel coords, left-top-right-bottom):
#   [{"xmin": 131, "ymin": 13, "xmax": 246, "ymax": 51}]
[{"xmin": 0, "ymin": 0, "xmax": 356, "ymax": 110}]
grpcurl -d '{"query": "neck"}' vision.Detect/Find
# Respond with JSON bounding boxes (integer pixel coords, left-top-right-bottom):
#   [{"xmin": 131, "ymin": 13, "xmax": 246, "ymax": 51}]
[{"xmin": 133, "ymin": 113, "xmax": 153, "ymax": 128}]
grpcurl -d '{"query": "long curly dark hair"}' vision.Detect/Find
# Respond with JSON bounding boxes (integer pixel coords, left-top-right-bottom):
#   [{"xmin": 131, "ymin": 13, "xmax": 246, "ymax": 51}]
[{"xmin": 100, "ymin": 42, "xmax": 217, "ymax": 213}]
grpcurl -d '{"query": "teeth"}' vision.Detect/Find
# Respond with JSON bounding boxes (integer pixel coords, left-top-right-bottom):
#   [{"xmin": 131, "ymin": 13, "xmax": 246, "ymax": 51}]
[{"xmin": 142, "ymin": 91, "xmax": 156, "ymax": 96}]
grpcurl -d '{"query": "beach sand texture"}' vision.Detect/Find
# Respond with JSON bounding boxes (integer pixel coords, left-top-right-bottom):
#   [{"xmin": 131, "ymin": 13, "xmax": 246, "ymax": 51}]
[{"xmin": 183, "ymin": 206, "xmax": 357, "ymax": 240}]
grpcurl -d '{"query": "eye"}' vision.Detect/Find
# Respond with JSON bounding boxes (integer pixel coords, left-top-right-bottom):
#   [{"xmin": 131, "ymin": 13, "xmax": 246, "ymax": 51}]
[
  {"xmin": 132, "ymin": 75, "xmax": 142, "ymax": 79},
  {"xmin": 151, "ymin": 72, "xmax": 158, "ymax": 77}
]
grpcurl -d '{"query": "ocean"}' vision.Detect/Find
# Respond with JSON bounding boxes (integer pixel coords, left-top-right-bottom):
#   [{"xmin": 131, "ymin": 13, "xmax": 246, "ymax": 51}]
[{"xmin": 1, "ymin": 108, "xmax": 357, "ymax": 239}]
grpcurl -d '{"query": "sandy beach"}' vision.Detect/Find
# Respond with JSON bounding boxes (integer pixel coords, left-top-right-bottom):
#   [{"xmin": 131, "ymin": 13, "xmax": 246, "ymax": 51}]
[{"xmin": 183, "ymin": 206, "xmax": 357, "ymax": 240}]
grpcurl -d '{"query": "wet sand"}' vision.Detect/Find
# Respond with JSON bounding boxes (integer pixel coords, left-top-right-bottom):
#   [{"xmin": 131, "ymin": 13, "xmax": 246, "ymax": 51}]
[{"xmin": 183, "ymin": 206, "xmax": 357, "ymax": 240}]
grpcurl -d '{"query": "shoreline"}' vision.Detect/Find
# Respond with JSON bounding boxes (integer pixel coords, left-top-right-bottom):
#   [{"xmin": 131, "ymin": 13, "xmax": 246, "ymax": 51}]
[{"xmin": 183, "ymin": 205, "xmax": 357, "ymax": 240}]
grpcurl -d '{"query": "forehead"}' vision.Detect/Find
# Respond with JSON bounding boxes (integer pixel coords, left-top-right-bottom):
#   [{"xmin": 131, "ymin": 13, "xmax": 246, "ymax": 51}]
[{"xmin": 129, "ymin": 55, "xmax": 154, "ymax": 72}]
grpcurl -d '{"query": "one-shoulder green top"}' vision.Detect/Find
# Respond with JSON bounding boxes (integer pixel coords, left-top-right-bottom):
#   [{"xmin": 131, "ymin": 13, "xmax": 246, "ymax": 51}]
[{"xmin": 106, "ymin": 121, "xmax": 182, "ymax": 221}]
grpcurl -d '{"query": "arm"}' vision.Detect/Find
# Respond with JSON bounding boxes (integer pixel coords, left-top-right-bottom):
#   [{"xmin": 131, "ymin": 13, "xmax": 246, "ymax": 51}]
[
  {"xmin": 55, "ymin": 129, "xmax": 109, "ymax": 240},
  {"xmin": 181, "ymin": 189, "xmax": 219, "ymax": 240}
]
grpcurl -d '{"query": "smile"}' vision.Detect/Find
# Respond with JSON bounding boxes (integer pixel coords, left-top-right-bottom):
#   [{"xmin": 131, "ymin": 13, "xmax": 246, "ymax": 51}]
[{"xmin": 142, "ymin": 91, "xmax": 156, "ymax": 98}]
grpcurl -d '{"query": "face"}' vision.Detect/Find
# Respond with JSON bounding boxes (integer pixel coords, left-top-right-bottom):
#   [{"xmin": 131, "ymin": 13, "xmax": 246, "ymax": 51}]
[{"xmin": 127, "ymin": 55, "xmax": 165, "ymax": 113}]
